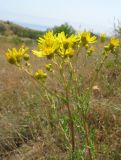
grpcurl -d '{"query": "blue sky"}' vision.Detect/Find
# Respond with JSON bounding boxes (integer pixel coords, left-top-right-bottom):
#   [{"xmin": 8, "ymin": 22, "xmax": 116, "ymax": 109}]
[{"xmin": 0, "ymin": 0, "xmax": 121, "ymax": 34}]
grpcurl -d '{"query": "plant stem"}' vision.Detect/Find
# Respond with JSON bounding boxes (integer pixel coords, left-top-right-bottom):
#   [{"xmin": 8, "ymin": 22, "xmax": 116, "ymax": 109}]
[
  {"xmin": 66, "ymin": 103, "xmax": 75, "ymax": 152},
  {"xmin": 83, "ymin": 115, "xmax": 93, "ymax": 160},
  {"xmin": 59, "ymin": 61, "xmax": 75, "ymax": 153},
  {"xmin": 65, "ymin": 89, "xmax": 75, "ymax": 153}
]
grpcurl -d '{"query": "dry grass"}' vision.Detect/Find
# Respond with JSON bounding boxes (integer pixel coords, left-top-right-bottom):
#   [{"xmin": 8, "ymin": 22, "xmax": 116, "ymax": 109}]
[{"xmin": 0, "ymin": 36, "xmax": 121, "ymax": 160}]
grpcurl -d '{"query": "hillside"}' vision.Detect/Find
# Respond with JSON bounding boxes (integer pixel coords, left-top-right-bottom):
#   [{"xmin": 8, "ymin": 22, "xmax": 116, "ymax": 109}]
[{"xmin": 0, "ymin": 20, "xmax": 44, "ymax": 39}]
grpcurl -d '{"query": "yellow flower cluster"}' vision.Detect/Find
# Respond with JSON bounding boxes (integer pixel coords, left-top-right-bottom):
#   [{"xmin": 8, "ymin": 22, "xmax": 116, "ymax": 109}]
[
  {"xmin": 57, "ymin": 32, "xmax": 77, "ymax": 57},
  {"xmin": 5, "ymin": 31, "xmax": 120, "ymax": 80},
  {"xmin": 32, "ymin": 31, "xmax": 98, "ymax": 59},
  {"xmin": 6, "ymin": 46, "xmax": 29, "ymax": 64}
]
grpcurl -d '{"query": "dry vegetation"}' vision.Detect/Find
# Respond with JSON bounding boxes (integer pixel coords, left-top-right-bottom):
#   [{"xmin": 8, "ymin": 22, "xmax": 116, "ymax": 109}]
[{"xmin": 0, "ymin": 23, "xmax": 121, "ymax": 160}]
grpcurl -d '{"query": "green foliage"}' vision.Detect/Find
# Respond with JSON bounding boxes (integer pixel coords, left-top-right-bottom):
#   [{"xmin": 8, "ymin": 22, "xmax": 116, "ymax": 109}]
[
  {"xmin": 10, "ymin": 24, "xmax": 44, "ymax": 39},
  {"xmin": 11, "ymin": 36, "xmax": 24, "ymax": 45},
  {"xmin": 0, "ymin": 22, "xmax": 6, "ymax": 35},
  {"xmin": 51, "ymin": 23, "xmax": 76, "ymax": 36}
]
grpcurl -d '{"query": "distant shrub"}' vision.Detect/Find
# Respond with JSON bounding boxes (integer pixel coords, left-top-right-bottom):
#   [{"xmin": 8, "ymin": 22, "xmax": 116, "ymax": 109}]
[
  {"xmin": 10, "ymin": 24, "xmax": 44, "ymax": 39},
  {"xmin": 51, "ymin": 23, "xmax": 76, "ymax": 36},
  {"xmin": 0, "ymin": 23, "xmax": 6, "ymax": 35},
  {"xmin": 5, "ymin": 20, "xmax": 11, "ymax": 24},
  {"xmin": 11, "ymin": 36, "xmax": 24, "ymax": 45}
]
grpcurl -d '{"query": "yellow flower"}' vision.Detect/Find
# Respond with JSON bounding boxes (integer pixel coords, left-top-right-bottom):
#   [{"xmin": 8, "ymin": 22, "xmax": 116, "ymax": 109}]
[
  {"xmin": 78, "ymin": 32, "xmax": 96, "ymax": 45},
  {"xmin": 57, "ymin": 32, "xmax": 77, "ymax": 57},
  {"xmin": 103, "ymin": 38, "xmax": 120, "ymax": 54},
  {"xmin": 109, "ymin": 37, "xmax": 120, "ymax": 48},
  {"xmin": 100, "ymin": 33, "xmax": 106, "ymax": 42},
  {"xmin": 34, "ymin": 69, "xmax": 47, "ymax": 79},
  {"xmin": 6, "ymin": 46, "xmax": 28, "ymax": 64},
  {"xmin": 33, "ymin": 31, "xmax": 59, "ymax": 58},
  {"xmin": 58, "ymin": 46, "xmax": 74, "ymax": 58},
  {"xmin": 57, "ymin": 32, "xmax": 77, "ymax": 48},
  {"xmin": 65, "ymin": 47, "xmax": 74, "ymax": 57}
]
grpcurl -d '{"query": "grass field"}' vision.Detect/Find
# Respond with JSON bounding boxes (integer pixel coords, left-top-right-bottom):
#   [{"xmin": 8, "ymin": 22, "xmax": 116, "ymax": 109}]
[{"xmin": 0, "ymin": 22, "xmax": 121, "ymax": 160}]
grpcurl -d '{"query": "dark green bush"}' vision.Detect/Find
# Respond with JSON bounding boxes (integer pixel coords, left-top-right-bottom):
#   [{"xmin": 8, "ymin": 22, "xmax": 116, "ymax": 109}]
[{"xmin": 51, "ymin": 23, "xmax": 76, "ymax": 36}]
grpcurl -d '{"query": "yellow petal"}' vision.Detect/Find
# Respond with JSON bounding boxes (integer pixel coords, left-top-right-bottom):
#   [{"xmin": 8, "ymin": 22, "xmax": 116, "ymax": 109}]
[{"xmin": 32, "ymin": 50, "xmax": 44, "ymax": 58}]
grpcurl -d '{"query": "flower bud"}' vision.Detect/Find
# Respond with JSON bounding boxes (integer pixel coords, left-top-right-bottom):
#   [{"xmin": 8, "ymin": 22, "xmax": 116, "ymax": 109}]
[
  {"xmin": 25, "ymin": 62, "xmax": 31, "ymax": 67},
  {"xmin": 16, "ymin": 56, "xmax": 22, "ymax": 63},
  {"xmin": 85, "ymin": 44, "xmax": 89, "ymax": 50},
  {"xmin": 34, "ymin": 69, "xmax": 47, "ymax": 80},
  {"xmin": 45, "ymin": 64, "xmax": 52, "ymax": 72},
  {"xmin": 100, "ymin": 33, "xmax": 106, "ymax": 42},
  {"xmin": 104, "ymin": 45, "xmax": 110, "ymax": 52},
  {"xmin": 8, "ymin": 57, "xmax": 16, "ymax": 64},
  {"xmin": 23, "ymin": 54, "xmax": 30, "ymax": 61}
]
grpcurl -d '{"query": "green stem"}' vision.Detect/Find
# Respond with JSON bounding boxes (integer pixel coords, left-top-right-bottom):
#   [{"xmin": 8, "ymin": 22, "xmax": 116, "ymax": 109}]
[
  {"xmin": 59, "ymin": 61, "xmax": 75, "ymax": 154},
  {"xmin": 83, "ymin": 115, "xmax": 93, "ymax": 160},
  {"xmin": 65, "ymin": 92, "xmax": 75, "ymax": 153}
]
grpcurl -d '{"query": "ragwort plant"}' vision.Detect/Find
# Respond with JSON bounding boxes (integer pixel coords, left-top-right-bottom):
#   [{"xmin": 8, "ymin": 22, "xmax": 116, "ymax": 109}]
[{"xmin": 6, "ymin": 31, "xmax": 120, "ymax": 159}]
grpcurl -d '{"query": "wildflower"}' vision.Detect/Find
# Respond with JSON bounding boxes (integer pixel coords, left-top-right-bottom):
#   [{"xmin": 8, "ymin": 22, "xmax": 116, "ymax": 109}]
[
  {"xmin": 58, "ymin": 32, "xmax": 77, "ymax": 48},
  {"xmin": 100, "ymin": 33, "xmax": 106, "ymax": 42},
  {"xmin": 78, "ymin": 32, "xmax": 96, "ymax": 45},
  {"xmin": 57, "ymin": 32, "xmax": 77, "ymax": 57},
  {"xmin": 109, "ymin": 37, "xmax": 120, "ymax": 49},
  {"xmin": 65, "ymin": 47, "xmax": 74, "ymax": 57},
  {"xmin": 6, "ymin": 52, "xmax": 16, "ymax": 64},
  {"xmin": 34, "ymin": 69, "xmax": 47, "ymax": 79},
  {"xmin": 6, "ymin": 46, "xmax": 28, "ymax": 64},
  {"xmin": 104, "ymin": 38, "xmax": 120, "ymax": 53},
  {"xmin": 33, "ymin": 31, "xmax": 58, "ymax": 58},
  {"xmin": 58, "ymin": 46, "xmax": 74, "ymax": 58}
]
